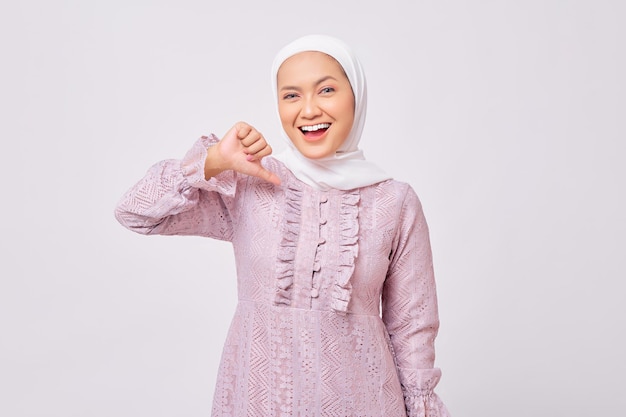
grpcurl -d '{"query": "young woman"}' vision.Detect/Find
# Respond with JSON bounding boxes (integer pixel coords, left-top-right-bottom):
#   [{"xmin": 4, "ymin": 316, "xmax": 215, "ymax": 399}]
[{"xmin": 116, "ymin": 34, "xmax": 450, "ymax": 417}]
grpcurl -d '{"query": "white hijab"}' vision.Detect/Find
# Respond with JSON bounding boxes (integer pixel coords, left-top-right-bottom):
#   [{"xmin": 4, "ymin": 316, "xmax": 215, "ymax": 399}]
[{"xmin": 271, "ymin": 34, "xmax": 391, "ymax": 191}]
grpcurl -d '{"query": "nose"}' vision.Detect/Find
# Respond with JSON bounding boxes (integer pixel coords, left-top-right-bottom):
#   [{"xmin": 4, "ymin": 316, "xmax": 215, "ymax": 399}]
[{"xmin": 301, "ymin": 95, "xmax": 322, "ymax": 119}]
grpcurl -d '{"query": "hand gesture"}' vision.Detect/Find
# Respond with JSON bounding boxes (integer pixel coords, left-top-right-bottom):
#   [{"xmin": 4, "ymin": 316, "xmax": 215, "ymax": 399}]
[{"xmin": 205, "ymin": 122, "xmax": 281, "ymax": 185}]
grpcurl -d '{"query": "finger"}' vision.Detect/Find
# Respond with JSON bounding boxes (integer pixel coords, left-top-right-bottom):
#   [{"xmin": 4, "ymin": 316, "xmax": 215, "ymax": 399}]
[
  {"xmin": 235, "ymin": 122, "xmax": 252, "ymax": 139},
  {"xmin": 247, "ymin": 144, "xmax": 272, "ymax": 161},
  {"xmin": 240, "ymin": 130, "xmax": 262, "ymax": 147},
  {"xmin": 244, "ymin": 138, "xmax": 269, "ymax": 155}
]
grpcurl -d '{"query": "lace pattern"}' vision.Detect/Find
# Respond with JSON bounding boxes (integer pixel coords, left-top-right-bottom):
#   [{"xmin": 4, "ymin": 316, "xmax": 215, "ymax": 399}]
[{"xmin": 115, "ymin": 136, "xmax": 450, "ymax": 417}]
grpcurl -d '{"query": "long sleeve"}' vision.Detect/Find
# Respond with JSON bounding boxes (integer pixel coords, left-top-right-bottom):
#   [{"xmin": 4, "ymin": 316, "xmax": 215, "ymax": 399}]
[
  {"xmin": 382, "ymin": 187, "xmax": 450, "ymax": 417},
  {"xmin": 114, "ymin": 134, "xmax": 239, "ymax": 241}
]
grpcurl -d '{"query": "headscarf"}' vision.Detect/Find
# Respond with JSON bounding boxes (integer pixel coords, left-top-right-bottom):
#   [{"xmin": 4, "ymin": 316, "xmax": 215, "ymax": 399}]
[{"xmin": 271, "ymin": 34, "xmax": 391, "ymax": 191}]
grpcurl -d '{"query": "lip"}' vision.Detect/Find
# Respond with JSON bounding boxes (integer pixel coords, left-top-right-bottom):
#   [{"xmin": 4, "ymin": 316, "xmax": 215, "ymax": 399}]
[
  {"xmin": 298, "ymin": 123, "xmax": 331, "ymax": 142},
  {"xmin": 300, "ymin": 126, "xmax": 329, "ymax": 142}
]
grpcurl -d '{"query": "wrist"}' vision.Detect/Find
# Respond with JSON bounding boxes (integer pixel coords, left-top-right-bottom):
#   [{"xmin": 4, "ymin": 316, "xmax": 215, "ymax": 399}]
[{"xmin": 204, "ymin": 143, "xmax": 228, "ymax": 180}]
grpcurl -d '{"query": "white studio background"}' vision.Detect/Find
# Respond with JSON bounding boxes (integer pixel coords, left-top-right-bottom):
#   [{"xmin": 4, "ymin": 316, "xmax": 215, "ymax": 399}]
[{"xmin": 1, "ymin": 1, "xmax": 624, "ymax": 416}]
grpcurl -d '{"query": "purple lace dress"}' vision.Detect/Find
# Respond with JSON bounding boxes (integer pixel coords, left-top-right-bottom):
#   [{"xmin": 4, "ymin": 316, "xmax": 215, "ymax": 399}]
[{"xmin": 115, "ymin": 135, "xmax": 450, "ymax": 417}]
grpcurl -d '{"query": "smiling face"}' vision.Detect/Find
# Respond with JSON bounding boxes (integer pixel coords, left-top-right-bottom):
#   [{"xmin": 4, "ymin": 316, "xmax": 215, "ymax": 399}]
[{"xmin": 277, "ymin": 51, "xmax": 355, "ymax": 160}]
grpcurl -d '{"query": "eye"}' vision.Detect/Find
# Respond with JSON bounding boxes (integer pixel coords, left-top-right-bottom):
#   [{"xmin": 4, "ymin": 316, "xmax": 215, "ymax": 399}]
[
  {"xmin": 320, "ymin": 87, "xmax": 335, "ymax": 94},
  {"xmin": 282, "ymin": 92, "xmax": 299, "ymax": 100}
]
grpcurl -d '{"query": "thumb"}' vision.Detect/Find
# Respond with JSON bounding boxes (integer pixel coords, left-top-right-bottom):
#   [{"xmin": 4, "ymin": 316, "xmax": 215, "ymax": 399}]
[{"xmin": 252, "ymin": 164, "xmax": 281, "ymax": 186}]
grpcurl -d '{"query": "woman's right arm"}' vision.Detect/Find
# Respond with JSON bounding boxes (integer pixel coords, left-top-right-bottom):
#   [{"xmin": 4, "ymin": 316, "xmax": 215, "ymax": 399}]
[{"xmin": 114, "ymin": 122, "xmax": 279, "ymax": 240}]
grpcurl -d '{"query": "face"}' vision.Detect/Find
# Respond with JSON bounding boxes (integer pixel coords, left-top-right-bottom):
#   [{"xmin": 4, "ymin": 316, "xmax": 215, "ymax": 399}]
[{"xmin": 277, "ymin": 51, "xmax": 355, "ymax": 160}]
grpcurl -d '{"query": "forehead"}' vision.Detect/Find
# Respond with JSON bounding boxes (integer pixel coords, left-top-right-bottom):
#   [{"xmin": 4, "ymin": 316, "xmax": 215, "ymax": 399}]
[{"xmin": 277, "ymin": 51, "xmax": 347, "ymax": 83}]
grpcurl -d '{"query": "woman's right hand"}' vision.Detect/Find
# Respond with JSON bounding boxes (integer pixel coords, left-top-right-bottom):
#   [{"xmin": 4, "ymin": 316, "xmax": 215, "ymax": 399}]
[{"xmin": 204, "ymin": 122, "xmax": 281, "ymax": 185}]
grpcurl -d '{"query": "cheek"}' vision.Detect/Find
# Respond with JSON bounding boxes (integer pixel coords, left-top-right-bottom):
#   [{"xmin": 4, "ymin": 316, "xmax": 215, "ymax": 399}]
[
  {"xmin": 278, "ymin": 106, "xmax": 296, "ymax": 127},
  {"xmin": 329, "ymin": 95, "xmax": 354, "ymax": 119},
  {"xmin": 334, "ymin": 100, "xmax": 355, "ymax": 131},
  {"xmin": 278, "ymin": 112, "xmax": 300, "ymax": 142}
]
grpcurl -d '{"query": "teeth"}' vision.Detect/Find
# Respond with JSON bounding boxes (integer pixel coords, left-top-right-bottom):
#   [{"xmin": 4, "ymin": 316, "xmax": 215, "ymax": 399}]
[{"xmin": 300, "ymin": 123, "xmax": 330, "ymax": 132}]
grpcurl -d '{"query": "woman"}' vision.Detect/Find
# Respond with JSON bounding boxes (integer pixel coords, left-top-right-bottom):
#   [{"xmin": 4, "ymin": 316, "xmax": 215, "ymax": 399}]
[{"xmin": 116, "ymin": 34, "xmax": 450, "ymax": 417}]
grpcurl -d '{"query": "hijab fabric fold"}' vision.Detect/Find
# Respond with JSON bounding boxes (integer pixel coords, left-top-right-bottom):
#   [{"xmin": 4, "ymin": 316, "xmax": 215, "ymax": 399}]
[{"xmin": 271, "ymin": 35, "xmax": 391, "ymax": 191}]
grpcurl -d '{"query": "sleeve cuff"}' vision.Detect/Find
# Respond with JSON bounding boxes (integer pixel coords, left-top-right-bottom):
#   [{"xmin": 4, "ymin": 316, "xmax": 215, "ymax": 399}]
[
  {"xmin": 180, "ymin": 134, "xmax": 237, "ymax": 197},
  {"xmin": 398, "ymin": 368, "xmax": 451, "ymax": 417},
  {"xmin": 403, "ymin": 391, "xmax": 450, "ymax": 417}
]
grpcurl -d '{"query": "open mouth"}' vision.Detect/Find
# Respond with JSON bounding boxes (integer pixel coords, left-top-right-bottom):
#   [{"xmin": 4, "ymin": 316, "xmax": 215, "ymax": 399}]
[{"xmin": 299, "ymin": 123, "xmax": 331, "ymax": 137}]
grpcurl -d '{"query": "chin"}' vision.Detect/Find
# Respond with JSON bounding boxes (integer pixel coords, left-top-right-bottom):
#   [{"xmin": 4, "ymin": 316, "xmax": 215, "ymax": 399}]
[{"xmin": 295, "ymin": 146, "xmax": 333, "ymax": 160}]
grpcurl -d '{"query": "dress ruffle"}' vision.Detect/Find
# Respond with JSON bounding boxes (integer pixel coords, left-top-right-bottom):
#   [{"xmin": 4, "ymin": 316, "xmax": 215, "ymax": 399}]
[
  {"xmin": 272, "ymin": 181, "xmax": 361, "ymax": 313},
  {"xmin": 273, "ymin": 182, "xmax": 303, "ymax": 306},
  {"xmin": 330, "ymin": 190, "xmax": 360, "ymax": 313}
]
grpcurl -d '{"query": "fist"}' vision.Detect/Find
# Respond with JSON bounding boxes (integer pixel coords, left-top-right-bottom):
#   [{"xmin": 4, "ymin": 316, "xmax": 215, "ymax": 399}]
[{"xmin": 210, "ymin": 122, "xmax": 280, "ymax": 185}]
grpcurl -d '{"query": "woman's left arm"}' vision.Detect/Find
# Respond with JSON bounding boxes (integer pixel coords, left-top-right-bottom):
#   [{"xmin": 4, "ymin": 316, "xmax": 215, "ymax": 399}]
[{"xmin": 382, "ymin": 186, "xmax": 451, "ymax": 417}]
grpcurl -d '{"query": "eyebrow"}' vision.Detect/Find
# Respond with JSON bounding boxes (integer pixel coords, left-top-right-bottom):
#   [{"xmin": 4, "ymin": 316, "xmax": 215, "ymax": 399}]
[{"xmin": 279, "ymin": 75, "xmax": 338, "ymax": 92}]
